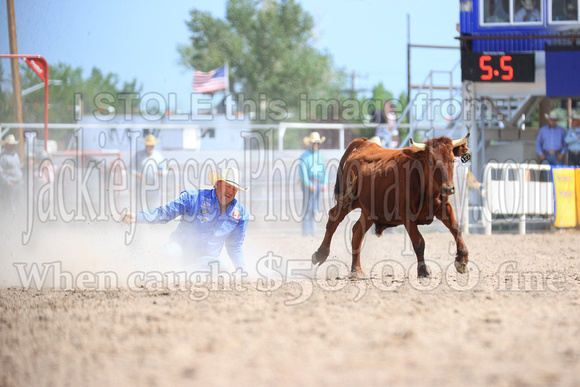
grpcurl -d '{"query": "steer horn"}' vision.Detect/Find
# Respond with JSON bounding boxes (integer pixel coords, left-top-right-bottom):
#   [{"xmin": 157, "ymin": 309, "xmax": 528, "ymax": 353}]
[
  {"xmin": 452, "ymin": 132, "xmax": 470, "ymax": 148},
  {"xmin": 410, "ymin": 138, "xmax": 426, "ymax": 151}
]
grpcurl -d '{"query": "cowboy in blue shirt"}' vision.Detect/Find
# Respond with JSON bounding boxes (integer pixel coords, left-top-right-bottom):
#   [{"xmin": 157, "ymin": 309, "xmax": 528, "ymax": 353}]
[
  {"xmin": 0, "ymin": 134, "xmax": 24, "ymax": 215},
  {"xmin": 536, "ymin": 111, "xmax": 567, "ymax": 166},
  {"xmin": 299, "ymin": 132, "xmax": 328, "ymax": 237},
  {"xmin": 565, "ymin": 112, "xmax": 580, "ymax": 166},
  {"xmin": 122, "ymin": 167, "xmax": 249, "ymax": 270}
]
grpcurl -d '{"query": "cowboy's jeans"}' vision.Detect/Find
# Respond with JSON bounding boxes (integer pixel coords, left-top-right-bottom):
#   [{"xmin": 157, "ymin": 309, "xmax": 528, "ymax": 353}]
[
  {"xmin": 543, "ymin": 153, "xmax": 563, "ymax": 166},
  {"xmin": 0, "ymin": 182, "xmax": 24, "ymax": 216},
  {"xmin": 301, "ymin": 182, "xmax": 321, "ymax": 237}
]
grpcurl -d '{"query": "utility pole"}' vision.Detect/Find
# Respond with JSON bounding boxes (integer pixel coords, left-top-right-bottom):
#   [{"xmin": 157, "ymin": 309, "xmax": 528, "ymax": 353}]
[
  {"xmin": 6, "ymin": 0, "xmax": 24, "ymax": 157},
  {"xmin": 407, "ymin": 14, "xmax": 411, "ymax": 129},
  {"xmin": 346, "ymin": 70, "xmax": 368, "ymax": 99}
]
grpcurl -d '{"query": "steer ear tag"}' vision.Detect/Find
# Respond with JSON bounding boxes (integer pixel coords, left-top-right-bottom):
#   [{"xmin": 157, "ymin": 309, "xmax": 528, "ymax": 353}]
[{"xmin": 461, "ymin": 152, "xmax": 472, "ymax": 163}]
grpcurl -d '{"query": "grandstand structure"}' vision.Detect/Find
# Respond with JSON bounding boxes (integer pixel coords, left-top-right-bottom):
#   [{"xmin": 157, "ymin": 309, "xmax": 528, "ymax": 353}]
[
  {"xmin": 393, "ymin": 0, "xmax": 580, "ymax": 176},
  {"xmin": 386, "ymin": 0, "xmax": 580, "ymax": 233}
]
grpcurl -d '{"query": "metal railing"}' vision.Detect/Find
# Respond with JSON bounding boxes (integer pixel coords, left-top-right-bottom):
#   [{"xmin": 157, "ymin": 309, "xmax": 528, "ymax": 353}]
[{"xmin": 397, "ymin": 61, "xmax": 463, "ymax": 147}]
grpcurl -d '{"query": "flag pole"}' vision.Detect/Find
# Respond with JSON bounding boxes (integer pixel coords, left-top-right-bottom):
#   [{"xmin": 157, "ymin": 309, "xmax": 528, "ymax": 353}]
[
  {"xmin": 225, "ymin": 62, "xmax": 230, "ymax": 115},
  {"xmin": 225, "ymin": 62, "xmax": 230, "ymax": 95}
]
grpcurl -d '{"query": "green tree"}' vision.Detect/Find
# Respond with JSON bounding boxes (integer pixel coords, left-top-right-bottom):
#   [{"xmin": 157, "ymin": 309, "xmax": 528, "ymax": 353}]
[
  {"xmin": 369, "ymin": 82, "xmax": 408, "ymax": 120},
  {"xmin": 16, "ymin": 62, "xmax": 141, "ymax": 144},
  {"xmin": 19, "ymin": 63, "xmax": 142, "ymax": 125},
  {"xmin": 391, "ymin": 90, "xmax": 409, "ymax": 143},
  {"xmin": 354, "ymin": 82, "xmax": 394, "ymax": 138},
  {"xmin": 371, "ymin": 82, "xmax": 393, "ymax": 105},
  {"xmin": 178, "ymin": 0, "xmax": 347, "ymax": 121},
  {"xmin": 0, "ymin": 62, "xmax": 13, "ymax": 122},
  {"xmin": 350, "ymin": 82, "xmax": 407, "ymax": 140}
]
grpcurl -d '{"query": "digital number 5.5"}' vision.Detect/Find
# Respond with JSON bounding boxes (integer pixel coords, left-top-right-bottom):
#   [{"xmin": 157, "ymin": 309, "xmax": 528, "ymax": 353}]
[
  {"xmin": 479, "ymin": 55, "xmax": 514, "ymax": 81},
  {"xmin": 500, "ymin": 55, "xmax": 513, "ymax": 80},
  {"xmin": 479, "ymin": 55, "xmax": 493, "ymax": 80}
]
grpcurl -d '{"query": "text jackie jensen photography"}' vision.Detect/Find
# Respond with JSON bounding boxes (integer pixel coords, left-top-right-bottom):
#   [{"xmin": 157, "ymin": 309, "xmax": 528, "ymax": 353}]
[{"xmin": 17, "ymin": 136, "xmax": 536, "ymax": 248}]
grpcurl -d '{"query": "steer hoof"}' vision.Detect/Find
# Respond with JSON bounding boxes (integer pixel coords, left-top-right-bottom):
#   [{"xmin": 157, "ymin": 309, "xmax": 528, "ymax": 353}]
[
  {"xmin": 417, "ymin": 264, "xmax": 431, "ymax": 279},
  {"xmin": 349, "ymin": 269, "xmax": 366, "ymax": 280},
  {"xmin": 311, "ymin": 250, "xmax": 328, "ymax": 266},
  {"xmin": 454, "ymin": 260, "xmax": 467, "ymax": 274}
]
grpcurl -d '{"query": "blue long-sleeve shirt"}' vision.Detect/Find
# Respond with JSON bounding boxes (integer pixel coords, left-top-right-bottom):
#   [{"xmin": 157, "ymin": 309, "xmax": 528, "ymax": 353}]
[
  {"xmin": 536, "ymin": 125, "xmax": 567, "ymax": 156},
  {"xmin": 299, "ymin": 148, "xmax": 328, "ymax": 187},
  {"xmin": 565, "ymin": 126, "xmax": 580, "ymax": 153},
  {"xmin": 136, "ymin": 188, "xmax": 248, "ymax": 269}
]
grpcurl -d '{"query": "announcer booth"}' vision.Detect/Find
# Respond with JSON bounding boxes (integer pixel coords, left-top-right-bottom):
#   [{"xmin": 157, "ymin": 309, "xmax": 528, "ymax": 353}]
[
  {"xmin": 458, "ymin": 0, "xmax": 580, "ymax": 231},
  {"xmin": 460, "ymin": 0, "xmax": 580, "ymax": 96}
]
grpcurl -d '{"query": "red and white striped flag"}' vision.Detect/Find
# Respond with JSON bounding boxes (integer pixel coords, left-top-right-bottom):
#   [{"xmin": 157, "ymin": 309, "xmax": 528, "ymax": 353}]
[{"xmin": 192, "ymin": 65, "xmax": 227, "ymax": 93}]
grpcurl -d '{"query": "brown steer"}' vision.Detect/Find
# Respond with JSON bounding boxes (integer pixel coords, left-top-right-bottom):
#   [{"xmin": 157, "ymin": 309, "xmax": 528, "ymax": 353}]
[{"xmin": 312, "ymin": 134, "xmax": 470, "ymax": 278}]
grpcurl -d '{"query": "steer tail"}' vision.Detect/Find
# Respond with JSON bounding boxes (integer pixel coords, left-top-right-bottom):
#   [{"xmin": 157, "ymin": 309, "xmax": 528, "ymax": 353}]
[{"xmin": 334, "ymin": 138, "xmax": 366, "ymax": 207}]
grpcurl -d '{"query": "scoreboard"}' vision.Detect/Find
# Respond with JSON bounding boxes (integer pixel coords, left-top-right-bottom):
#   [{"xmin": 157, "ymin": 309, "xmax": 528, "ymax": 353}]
[{"xmin": 461, "ymin": 52, "xmax": 535, "ymax": 83}]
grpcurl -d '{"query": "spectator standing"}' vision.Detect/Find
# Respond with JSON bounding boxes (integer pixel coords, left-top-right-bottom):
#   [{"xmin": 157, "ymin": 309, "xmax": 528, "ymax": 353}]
[
  {"xmin": 133, "ymin": 134, "xmax": 166, "ymax": 209},
  {"xmin": 299, "ymin": 132, "xmax": 328, "ymax": 237},
  {"xmin": 565, "ymin": 111, "xmax": 580, "ymax": 166},
  {"xmin": 0, "ymin": 134, "xmax": 24, "ymax": 215}
]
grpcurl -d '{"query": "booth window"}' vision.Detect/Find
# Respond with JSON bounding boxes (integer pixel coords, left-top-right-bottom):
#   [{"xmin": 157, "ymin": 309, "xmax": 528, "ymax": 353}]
[
  {"xmin": 551, "ymin": 0, "xmax": 579, "ymax": 21},
  {"xmin": 513, "ymin": 0, "xmax": 542, "ymax": 22},
  {"xmin": 484, "ymin": 0, "xmax": 510, "ymax": 23}
]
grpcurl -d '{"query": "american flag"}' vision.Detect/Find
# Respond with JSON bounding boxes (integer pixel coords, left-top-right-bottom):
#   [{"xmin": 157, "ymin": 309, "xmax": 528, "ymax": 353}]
[{"xmin": 192, "ymin": 65, "xmax": 227, "ymax": 93}]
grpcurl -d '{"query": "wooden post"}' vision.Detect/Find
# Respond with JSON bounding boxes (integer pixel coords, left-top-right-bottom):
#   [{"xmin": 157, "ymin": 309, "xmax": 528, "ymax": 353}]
[
  {"xmin": 538, "ymin": 97, "xmax": 553, "ymax": 128},
  {"xmin": 6, "ymin": 0, "xmax": 24, "ymax": 157}
]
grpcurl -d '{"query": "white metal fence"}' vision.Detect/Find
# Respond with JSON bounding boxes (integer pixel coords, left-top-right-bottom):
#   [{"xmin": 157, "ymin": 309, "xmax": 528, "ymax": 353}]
[
  {"xmin": 4, "ymin": 122, "xmax": 559, "ymax": 235},
  {"xmin": 482, "ymin": 162, "xmax": 554, "ymax": 235}
]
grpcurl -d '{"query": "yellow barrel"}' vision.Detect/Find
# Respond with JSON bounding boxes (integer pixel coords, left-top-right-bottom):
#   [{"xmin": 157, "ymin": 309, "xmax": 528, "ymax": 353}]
[
  {"xmin": 553, "ymin": 167, "xmax": 577, "ymax": 228},
  {"xmin": 576, "ymin": 168, "xmax": 580, "ymax": 227}
]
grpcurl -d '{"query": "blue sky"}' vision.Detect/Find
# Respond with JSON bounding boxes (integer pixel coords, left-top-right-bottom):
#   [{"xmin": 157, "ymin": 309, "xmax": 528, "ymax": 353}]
[{"xmin": 0, "ymin": 0, "xmax": 461, "ymax": 111}]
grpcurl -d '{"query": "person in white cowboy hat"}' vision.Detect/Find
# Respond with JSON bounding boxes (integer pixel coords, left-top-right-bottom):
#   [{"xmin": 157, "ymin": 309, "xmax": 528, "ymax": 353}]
[
  {"xmin": 536, "ymin": 110, "xmax": 567, "ymax": 165},
  {"xmin": 565, "ymin": 111, "xmax": 580, "ymax": 166},
  {"xmin": 0, "ymin": 134, "xmax": 24, "ymax": 215},
  {"xmin": 121, "ymin": 167, "xmax": 249, "ymax": 271},
  {"xmin": 369, "ymin": 136, "xmax": 385, "ymax": 146},
  {"xmin": 133, "ymin": 134, "xmax": 166, "ymax": 209},
  {"xmin": 515, "ymin": 0, "xmax": 540, "ymax": 22},
  {"xmin": 299, "ymin": 132, "xmax": 328, "ymax": 237}
]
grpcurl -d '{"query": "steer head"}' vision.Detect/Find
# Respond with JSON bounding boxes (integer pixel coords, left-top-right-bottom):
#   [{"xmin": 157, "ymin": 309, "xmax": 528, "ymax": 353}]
[{"xmin": 408, "ymin": 133, "xmax": 470, "ymax": 196}]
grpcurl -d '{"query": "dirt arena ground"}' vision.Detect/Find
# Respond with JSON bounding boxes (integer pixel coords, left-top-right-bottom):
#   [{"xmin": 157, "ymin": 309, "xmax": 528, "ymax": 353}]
[{"xmin": 1, "ymin": 219, "xmax": 580, "ymax": 386}]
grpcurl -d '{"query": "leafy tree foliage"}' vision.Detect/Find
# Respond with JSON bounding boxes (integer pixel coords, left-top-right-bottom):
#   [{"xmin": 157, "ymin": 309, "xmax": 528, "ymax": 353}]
[
  {"xmin": 371, "ymin": 82, "xmax": 394, "ymax": 106},
  {"xmin": 178, "ymin": 0, "xmax": 347, "ymax": 120},
  {"xmin": 0, "ymin": 62, "xmax": 142, "ymax": 144},
  {"xmin": 0, "ymin": 62, "xmax": 12, "ymax": 122},
  {"xmin": 19, "ymin": 62, "xmax": 142, "ymax": 124}
]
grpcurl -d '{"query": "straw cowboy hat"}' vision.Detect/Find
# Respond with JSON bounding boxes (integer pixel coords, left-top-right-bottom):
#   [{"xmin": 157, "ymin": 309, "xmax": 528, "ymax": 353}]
[
  {"xmin": 303, "ymin": 132, "xmax": 326, "ymax": 146},
  {"xmin": 572, "ymin": 111, "xmax": 580, "ymax": 120},
  {"xmin": 1, "ymin": 134, "xmax": 19, "ymax": 145},
  {"xmin": 369, "ymin": 136, "xmax": 384, "ymax": 146},
  {"xmin": 208, "ymin": 167, "xmax": 249, "ymax": 191},
  {"xmin": 144, "ymin": 134, "xmax": 159, "ymax": 146},
  {"xmin": 544, "ymin": 111, "xmax": 560, "ymax": 121}
]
